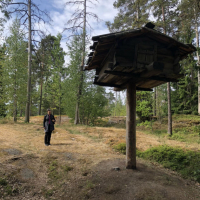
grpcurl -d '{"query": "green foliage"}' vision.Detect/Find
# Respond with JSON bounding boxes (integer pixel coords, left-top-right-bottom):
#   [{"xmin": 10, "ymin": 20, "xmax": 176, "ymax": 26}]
[
  {"xmin": 136, "ymin": 91, "xmax": 153, "ymax": 122},
  {"xmin": 2, "ymin": 18, "xmax": 27, "ymax": 120},
  {"xmin": 137, "ymin": 120, "xmax": 152, "ymax": 129},
  {"xmin": 112, "ymin": 92, "xmax": 126, "ymax": 116},
  {"xmin": 48, "ymin": 160, "xmax": 60, "ymax": 180},
  {"xmin": 106, "ymin": 0, "xmax": 149, "ymax": 32},
  {"xmin": 62, "ymin": 36, "xmax": 111, "ymax": 124},
  {"xmin": 137, "ymin": 145, "xmax": 200, "ymax": 182},
  {"xmin": 149, "ymin": 0, "xmax": 178, "ymax": 34},
  {"xmin": 0, "ymin": 178, "xmax": 7, "ymax": 186},
  {"xmin": 113, "ymin": 143, "xmax": 126, "ymax": 154},
  {"xmin": 171, "ymin": 55, "xmax": 198, "ymax": 114},
  {"xmin": 0, "ymin": 46, "xmax": 6, "ymax": 117},
  {"xmin": 62, "ymin": 165, "xmax": 73, "ymax": 172}
]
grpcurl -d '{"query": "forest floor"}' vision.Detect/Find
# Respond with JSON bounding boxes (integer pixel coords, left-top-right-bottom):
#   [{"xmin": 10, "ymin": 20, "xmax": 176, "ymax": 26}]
[{"xmin": 0, "ymin": 116, "xmax": 200, "ymax": 200}]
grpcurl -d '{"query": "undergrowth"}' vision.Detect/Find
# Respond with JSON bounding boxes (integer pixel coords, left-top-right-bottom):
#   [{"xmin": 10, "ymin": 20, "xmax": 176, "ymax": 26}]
[
  {"xmin": 0, "ymin": 177, "xmax": 18, "ymax": 197},
  {"xmin": 113, "ymin": 143, "xmax": 200, "ymax": 183},
  {"xmin": 137, "ymin": 145, "xmax": 200, "ymax": 183},
  {"xmin": 113, "ymin": 143, "xmax": 126, "ymax": 154}
]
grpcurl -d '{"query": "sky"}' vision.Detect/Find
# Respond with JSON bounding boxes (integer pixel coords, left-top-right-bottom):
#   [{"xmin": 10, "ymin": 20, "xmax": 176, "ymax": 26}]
[
  {"xmin": 40, "ymin": 0, "xmax": 118, "ymax": 57},
  {"xmin": 2, "ymin": 0, "xmax": 118, "ymax": 62}
]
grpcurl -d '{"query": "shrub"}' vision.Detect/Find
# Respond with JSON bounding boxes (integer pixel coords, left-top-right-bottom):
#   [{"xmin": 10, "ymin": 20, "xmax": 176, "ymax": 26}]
[
  {"xmin": 169, "ymin": 134, "xmax": 185, "ymax": 141},
  {"xmin": 137, "ymin": 145, "xmax": 200, "ymax": 182},
  {"xmin": 113, "ymin": 143, "xmax": 126, "ymax": 154},
  {"xmin": 0, "ymin": 178, "xmax": 7, "ymax": 186}
]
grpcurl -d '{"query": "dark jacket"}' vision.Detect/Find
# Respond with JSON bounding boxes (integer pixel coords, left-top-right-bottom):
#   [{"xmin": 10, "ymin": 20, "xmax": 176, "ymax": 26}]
[{"xmin": 43, "ymin": 114, "xmax": 55, "ymax": 132}]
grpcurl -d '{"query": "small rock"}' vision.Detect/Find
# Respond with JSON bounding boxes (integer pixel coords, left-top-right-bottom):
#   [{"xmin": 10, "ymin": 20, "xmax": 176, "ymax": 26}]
[
  {"xmin": 3, "ymin": 148, "xmax": 22, "ymax": 155},
  {"xmin": 20, "ymin": 168, "xmax": 35, "ymax": 179},
  {"xmin": 112, "ymin": 167, "xmax": 120, "ymax": 171}
]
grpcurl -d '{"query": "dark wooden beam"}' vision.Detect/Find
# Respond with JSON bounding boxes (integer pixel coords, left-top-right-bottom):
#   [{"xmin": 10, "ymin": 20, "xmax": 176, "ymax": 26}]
[
  {"xmin": 104, "ymin": 70, "xmax": 178, "ymax": 82},
  {"xmin": 136, "ymin": 87, "xmax": 153, "ymax": 91},
  {"xmin": 93, "ymin": 82, "xmax": 121, "ymax": 88},
  {"xmin": 94, "ymin": 81, "xmax": 153, "ymax": 91}
]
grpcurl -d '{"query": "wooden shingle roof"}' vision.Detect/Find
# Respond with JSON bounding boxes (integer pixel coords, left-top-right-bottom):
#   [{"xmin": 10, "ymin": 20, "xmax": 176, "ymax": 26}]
[{"xmin": 85, "ymin": 25, "xmax": 196, "ymax": 90}]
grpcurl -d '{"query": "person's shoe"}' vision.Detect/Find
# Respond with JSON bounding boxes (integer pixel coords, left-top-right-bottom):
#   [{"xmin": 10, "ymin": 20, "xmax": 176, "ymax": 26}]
[
  {"xmin": 45, "ymin": 144, "xmax": 49, "ymax": 146},
  {"xmin": 48, "ymin": 144, "xmax": 51, "ymax": 146}
]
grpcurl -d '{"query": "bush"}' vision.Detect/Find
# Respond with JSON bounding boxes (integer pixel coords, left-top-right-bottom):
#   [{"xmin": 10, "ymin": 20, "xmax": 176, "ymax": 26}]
[
  {"xmin": 182, "ymin": 110, "xmax": 192, "ymax": 115},
  {"xmin": 192, "ymin": 111, "xmax": 198, "ymax": 115},
  {"xmin": 137, "ymin": 145, "xmax": 200, "ymax": 182},
  {"xmin": 169, "ymin": 134, "xmax": 185, "ymax": 141},
  {"xmin": 113, "ymin": 143, "xmax": 126, "ymax": 154}
]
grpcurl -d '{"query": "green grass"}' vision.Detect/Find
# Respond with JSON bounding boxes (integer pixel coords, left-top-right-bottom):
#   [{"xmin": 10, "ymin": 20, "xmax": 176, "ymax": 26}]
[
  {"xmin": 113, "ymin": 143, "xmax": 126, "ymax": 154},
  {"xmin": 0, "ymin": 178, "xmax": 7, "ymax": 186},
  {"xmin": 113, "ymin": 143, "xmax": 200, "ymax": 183},
  {"xmin": 0, "ymin": 177, "xmax": 18, "ymax": 197},
  {"xmin": 48, "ymin": 160, "xmax": 60, "ymax": 180},
  {"xmin": 62, "ymin": 165, "xmax": 73, "ymax": 172},
  {"xmin": 137, "ymin": 145, "xmax": 200, "ymax": 182},
  {"xmin": 137, "ymin": 114, "xmax": 200, "ymax": 144},
  {"xmin": 65, "ymin": 127, "xmax": 103, "ymax": 142}
]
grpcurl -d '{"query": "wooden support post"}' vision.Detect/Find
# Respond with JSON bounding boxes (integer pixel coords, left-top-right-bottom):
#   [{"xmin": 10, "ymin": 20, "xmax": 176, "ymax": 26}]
[{"xmin": 126, "ymin": 81, "xmax": 137, "ymax": 169}]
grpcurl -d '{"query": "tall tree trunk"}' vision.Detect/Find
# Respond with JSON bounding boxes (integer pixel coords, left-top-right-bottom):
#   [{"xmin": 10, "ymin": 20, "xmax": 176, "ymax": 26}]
[
  {"xmin": 25, "ymin": 0, "xmax": 32, "ymax": 123},
  {"xmin": 194, "ymin": 7, "xmax": 200, "ymax": 114},
  {"xmin": 13, "ymin": 59, "xmax": 17, "ymax": 122},
  {"xmin": 20, "ymin": 109, "xmax": 23, "ymax": 117},
  {"xmin": 59, "ymin": 66, "xmax": 61, "ymax": 125},
  {"xmin": 39, "ymin": 60, "xmax": 43, "ymax": 116},
  {"xmin": 167, "ymin": 83, "xmax": 172, "ymax": 134},
  {"xmin": 153, "ymin": 88, "xmax": 156, "ymax": 116},
  {"xmin": 126, "ymin": 81, "xmax": 136, "ymax": 169},
  {"xmin": 74, "ymin": 0, "xmax": 86, "ymax": 124},
  {"xmin": 13, "ymin": 73, "xmax": 17, "ymax": 122},
  {"xmin": 162, "ymin": 6, "xmax": 172, "ymax": 135}
]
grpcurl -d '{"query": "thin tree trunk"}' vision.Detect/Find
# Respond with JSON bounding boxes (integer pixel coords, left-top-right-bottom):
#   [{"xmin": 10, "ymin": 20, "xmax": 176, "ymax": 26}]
[
  {"xmin": 74, "ymin": 0, "xmax": 86, "ymax": 125},
  {"xmin": 13, "ymin": 72, "xmax": 17, "ymax": 122},
  {"xmin": 154, "ymin": 88, "xmax": 156, "ymax": 116},
  {"xmin": 59, "ymin": 66, "xmax": 61, "ymax": 125},
  {"xmin": 39, "ymin": 59, "xmax": 43, "ymax": 115},
  {"xmin": 25, "ymin": 0, "xmax": 32, "ymax": 123},
  {"xmin": 194, "ymin": 7, "xmax": 200, "ymax": 114},
  {"xmin": 167, "ymin": 82, "xmax": 172, "ymax": 134},
  {"xmin": 13, "ymin": 56, "xmax": 17, "ymax": 122},
  {"xmin": 162, "ymin": 6, "xmax": 172, "ymax": 135},
  {"xmin": 20, "ymin": 109, "xmax": 23, "ymax": 117}
]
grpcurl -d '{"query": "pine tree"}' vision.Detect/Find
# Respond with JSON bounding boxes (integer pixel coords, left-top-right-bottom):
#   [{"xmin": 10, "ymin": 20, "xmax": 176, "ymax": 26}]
[
  {"xmin": 106, "ymin": 0, "xmax": 150, "ymax": 32},
  {"xmin": 0, "ymin": 45, "xmax": 6, "ymax": 117},
  {"xmin": 62, "ymin": 36, "xmax": 111, "ymax": 124},
  {"xmin": 64, "ymin": 0, "xmax": 100, "ymax": 124},
  {"xmin": 36, "ymin": 35, "xmax": 57, "ymax": 115},
  {"xmin": 2, "ymin": 19, "xmax": 27, "ymax": 121},
  {"xmin": 49, "ymin": 33, "xmax": 65, "ymax": 123}
]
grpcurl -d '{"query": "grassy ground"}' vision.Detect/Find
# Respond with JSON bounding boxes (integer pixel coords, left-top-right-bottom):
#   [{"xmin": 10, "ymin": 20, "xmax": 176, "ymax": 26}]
[
  {"xmin": 137, "ymin": 114, "xmax": 200, "ymax": 146},
  {"xmin": 0, "ymin": 115, "xmax": 199, "ymax": 199}
]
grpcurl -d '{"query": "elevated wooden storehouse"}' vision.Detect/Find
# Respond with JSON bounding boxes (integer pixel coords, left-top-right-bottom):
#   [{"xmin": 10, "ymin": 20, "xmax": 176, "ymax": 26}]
[{"xmin": 85, "ymin": 23, "xmax": 196, "ymax": 169}]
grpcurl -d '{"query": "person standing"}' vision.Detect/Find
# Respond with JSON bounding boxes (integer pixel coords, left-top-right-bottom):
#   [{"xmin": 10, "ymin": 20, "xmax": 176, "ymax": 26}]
[{"xmin": 43, "ymin": 109, "xmax": 56, "ymax": 146}]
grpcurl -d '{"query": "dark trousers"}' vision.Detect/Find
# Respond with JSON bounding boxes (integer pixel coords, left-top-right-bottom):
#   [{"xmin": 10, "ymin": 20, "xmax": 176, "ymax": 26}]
[{"xmin": 44, "ymin": 131, "xmax": 52, "ymax": 145}]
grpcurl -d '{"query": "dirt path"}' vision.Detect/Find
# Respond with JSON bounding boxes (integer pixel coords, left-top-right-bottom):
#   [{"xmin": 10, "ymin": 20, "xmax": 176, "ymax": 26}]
[{"xmin": 0, "ymin": 120, "xmax": 200, "ymax": 199}]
